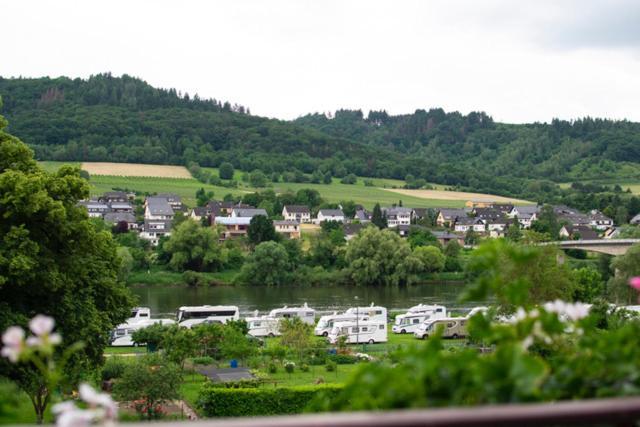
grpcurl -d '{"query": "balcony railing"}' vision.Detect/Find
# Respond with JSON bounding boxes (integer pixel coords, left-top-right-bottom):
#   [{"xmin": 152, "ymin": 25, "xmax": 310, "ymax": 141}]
[{"xmin": 131, "ymin": 396, "xmax": 640, "ymax": 427}]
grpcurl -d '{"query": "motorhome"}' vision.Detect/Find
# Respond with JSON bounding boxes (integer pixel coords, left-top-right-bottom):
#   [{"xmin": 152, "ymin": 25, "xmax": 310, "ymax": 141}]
[
  {"xmin": 247, "ymin": 316, "xmax": 282, "ymax": 337},
  {"xmin": 344, "ymin": 304, "xmax": 387, "ymax": 322},
  {"xmin": 127, "ymin": 307, "xmax": 151, "ymax": 323},
  {"xmin": 176, "ymin": 305, "xmax": 240, "ymax": 328},
  {"xmin": 268, "ymin": 303, "xmax": 316, "ymax": 325},
  {"xmin": 314, "ymin": 312, "xmax": 370, "ymax": 337},
  {"xmin": 110, "ymin": 318, "xmax": 175, "ymax": 346},
  {"xmin": 327, "ymin": 320, "xmax": 388, "ymax": 344},
  {"xmin": 393, "ymin": 304, "xmax": 447, "ymax": 333},
  {"xmin": 392, "ymin": 311, "xmax": 447, "ymax": 334},
  {"xmin": 413, "ymin": 317, "xmax": 468, "ymax": 340}
]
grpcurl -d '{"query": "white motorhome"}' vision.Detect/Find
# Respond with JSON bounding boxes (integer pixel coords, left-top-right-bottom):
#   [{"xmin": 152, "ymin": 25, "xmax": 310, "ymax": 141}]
[
  {"xmin": 393, "ymin": 304, "xmax": 447, "ymax": 333},
  {"xmin": 247, "ymin": 316, "xmax": 282, "ymax": 337},
  {"xmin": 110, "ymin": 318, "xmax": 176, "ymax": 346},
  {"xmin": 268, "ymin": 303, "xmax": 316, "ymax": 325},
  {"xmin": 344, "ymin": 304, "xmax": 387, "ymax": 322},
  {"xmin": 176, "ymin": 305, "xmax": 240, "ymax": 328},
  {"xmin": 328, "ymin": 320, "xmax": 387, "ymax": 344},
  {"xmin": 314, "ymin": 312, "xmax": 370, "ymax": 337},
  {"xmin": 127, "ymin": 307, "xmax": 151, "ymax": 323},
  {"xmin": 413, "ymin": 316, "xmax": 468, "ymax": 340}
]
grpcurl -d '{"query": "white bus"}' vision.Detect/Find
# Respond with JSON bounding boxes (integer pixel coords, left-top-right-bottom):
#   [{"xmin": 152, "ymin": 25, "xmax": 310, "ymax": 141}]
[
  {"xmin": 176, "ymin": 305, "xmax": 240, "ymax": 328},
  {"xmin": 393, "ymin": 304, "xmax": 447, "ymax": 333},
  {"xmin": 314, "ymin": 312, "xmax": 370, "ymax": 337},
  {"xmin": 110, "ymin": 318, "xmax": 175, "ymax": 346},
  {"xmin": 328, "ymin": 320, "xmax": 387, "ymax": 344},
  {"xmin": 246, "ymin": 316, "xmax": 282, "ymax": 337},
  {"xmin": 268, "ymin": 303, "xmax": 316, "ymax": 325},
  {"xmin": 344, "ymin": 304, "xmax": 387, "ymax": 322}
]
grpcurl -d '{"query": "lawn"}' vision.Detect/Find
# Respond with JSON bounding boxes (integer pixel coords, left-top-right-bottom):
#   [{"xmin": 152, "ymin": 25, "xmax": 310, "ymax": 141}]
[
  {"xmin": 38, "ymin": 160, "xmax": 80, "ymax": 173},
  {"xmin": 104, "ymin": 345, "xmax": 147, "ymax": 355}
]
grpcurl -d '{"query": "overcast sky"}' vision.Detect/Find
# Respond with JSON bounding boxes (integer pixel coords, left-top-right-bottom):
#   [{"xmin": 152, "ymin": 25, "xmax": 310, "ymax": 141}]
[{"xmin": 3, "ymin": 0, "xmax": 640, "ymax": 123}]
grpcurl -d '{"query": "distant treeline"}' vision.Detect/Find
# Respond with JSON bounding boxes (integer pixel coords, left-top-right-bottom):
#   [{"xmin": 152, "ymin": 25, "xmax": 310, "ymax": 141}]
[{"xmin": 2, "ymin": 74, "xmax": 640, "ymax": 206}]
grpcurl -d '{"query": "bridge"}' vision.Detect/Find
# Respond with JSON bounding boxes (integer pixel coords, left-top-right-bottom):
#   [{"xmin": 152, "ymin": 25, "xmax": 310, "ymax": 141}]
[{"xmin": 542, "ymin": 239, "xmax": 640, "ymax": 256}]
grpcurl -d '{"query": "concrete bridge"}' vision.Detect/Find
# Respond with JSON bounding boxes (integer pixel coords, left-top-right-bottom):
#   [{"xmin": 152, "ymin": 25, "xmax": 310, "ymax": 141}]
[{"xmin": 543, "ymin": 239, "xmax": 640, "ymax": 256}]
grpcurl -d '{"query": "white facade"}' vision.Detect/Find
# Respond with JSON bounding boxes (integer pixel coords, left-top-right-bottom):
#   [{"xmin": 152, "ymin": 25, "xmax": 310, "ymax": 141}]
[{"xmin": 316, "ymin": 210, "xmax": 345, "ymax": 224}]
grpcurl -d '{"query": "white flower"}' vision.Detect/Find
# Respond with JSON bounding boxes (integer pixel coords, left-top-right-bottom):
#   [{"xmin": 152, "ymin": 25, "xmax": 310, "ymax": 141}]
[
  {"xmin": 26, "ymin": 336, "xmax": 43, "ymax": 348},
  {"xmin": 56, "ymin": 408, "xmax": 96, "ymax": 427},
  {"xmin": 564, "ymin": 302, "xmax": 590, "ymax": 322},
  {"xmin": 78, "ymin": 383, "xmax": 117, "ymax": 420},
  {"xmin": 49, "ymin": 333, "xmax": 62, "ymax": 345},
  {"xmin": 52, "ymin": 401, "xmax": 77, "ymax": 415},
  {"xmin": 29, "ymin": 315, "xmax": 55, "ymax": 336},
  {"xmin": 521, "ymin": 335, "xmax": 534, "ymax": 350},
  {"xmin": 544, "ymin": 300, "xmax": 566, "ymax": 315},
  {"xmin": 1, "ymin": 326, "xmax": 25, "ymax": 362},
  {"xmin": 515, "ymin": 307, "xmax": 528, "ymax": 321}
]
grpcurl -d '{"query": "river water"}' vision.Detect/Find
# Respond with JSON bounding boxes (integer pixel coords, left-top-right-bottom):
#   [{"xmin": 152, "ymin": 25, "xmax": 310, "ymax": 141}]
[{"xmin": 131, "ymin": 282, "xmax": 481, "ymax": 319}]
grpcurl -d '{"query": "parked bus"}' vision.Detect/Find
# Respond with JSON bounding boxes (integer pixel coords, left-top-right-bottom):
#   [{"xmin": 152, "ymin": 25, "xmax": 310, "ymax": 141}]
[
  {"xmin": 314, "ymin": 312, "xmax": 370, "ymax": 337},
  {"xmin": 328, "ymin": 320, "xmax": 387, "ymax": 344},
  {"xmin": 268, "ymin": 303, "xmax": 316, "ymax": 325},
  {"xmin": 176, "ymin": 305, "xmax": 240, "ymax": 328}
]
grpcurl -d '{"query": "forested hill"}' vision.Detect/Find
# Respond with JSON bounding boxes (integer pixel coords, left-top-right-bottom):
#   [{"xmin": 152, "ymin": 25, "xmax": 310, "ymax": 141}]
[{"xmin": 1, "ymin": 74, "xmax": 640, "ymax": 200}]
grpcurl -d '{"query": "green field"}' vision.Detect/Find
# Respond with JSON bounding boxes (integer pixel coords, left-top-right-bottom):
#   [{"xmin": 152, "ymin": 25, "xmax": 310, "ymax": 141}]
[{"xmin": 38, "ymin": 160, "xmax": 80, "ymax": 173}]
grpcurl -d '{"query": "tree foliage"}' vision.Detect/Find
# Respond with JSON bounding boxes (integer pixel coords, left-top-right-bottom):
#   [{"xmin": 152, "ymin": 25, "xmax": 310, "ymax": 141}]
[{"xmin": 162, "ymin": 220, "xmax": 227, "ymax": 272}]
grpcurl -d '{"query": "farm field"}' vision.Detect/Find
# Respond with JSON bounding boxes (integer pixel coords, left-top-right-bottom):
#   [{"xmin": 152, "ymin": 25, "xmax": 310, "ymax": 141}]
[
  {"xmin": 38, "ymin": 160, "xmax": 79, "ymax": 173},
  {"xmin": 81, "ymin": 162, "xmax": 192, "ymax": 178},
  {"xmin": 383, "ymin": 188, "xmax": 533, "ymax": 205}
]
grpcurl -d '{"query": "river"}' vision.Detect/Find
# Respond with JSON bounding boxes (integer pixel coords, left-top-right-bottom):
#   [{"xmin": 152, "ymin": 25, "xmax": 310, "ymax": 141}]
[{"xmin": 131, "ymin": 282, "xmax": 482, "ymax": 318}]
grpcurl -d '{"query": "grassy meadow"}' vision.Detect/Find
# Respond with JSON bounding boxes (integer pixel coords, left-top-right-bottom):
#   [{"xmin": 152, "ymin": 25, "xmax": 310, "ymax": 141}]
[{"xmin": 37, "ymin": 161, "xmax": 536, "ymax": 209}]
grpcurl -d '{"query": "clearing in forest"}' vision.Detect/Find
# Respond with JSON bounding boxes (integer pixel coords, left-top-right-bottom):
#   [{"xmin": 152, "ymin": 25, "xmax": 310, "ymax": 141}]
[
  {"xmin": 382, "ymin": 188, "xmax": 533, "ymax": 204},
  {"xmin": 81, "ymin": 162, "xmax": 192, "ymax": 179}
]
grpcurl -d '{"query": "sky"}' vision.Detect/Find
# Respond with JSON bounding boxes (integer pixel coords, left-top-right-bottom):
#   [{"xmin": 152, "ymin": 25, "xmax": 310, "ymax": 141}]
[{"xmin": 3, "ymin": 0, "xmax": 640, "ymax": 123}]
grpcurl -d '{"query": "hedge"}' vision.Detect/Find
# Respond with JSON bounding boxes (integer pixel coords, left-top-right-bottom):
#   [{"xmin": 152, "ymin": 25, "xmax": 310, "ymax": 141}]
[{"xmin": 197, "ymin": 384, "xmax": 343, "ymax": 417}]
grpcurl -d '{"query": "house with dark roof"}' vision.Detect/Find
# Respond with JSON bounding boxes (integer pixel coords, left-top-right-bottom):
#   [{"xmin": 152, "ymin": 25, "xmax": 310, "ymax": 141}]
[
  {"xmin": 109, "ymin": 202, "xmax": 133, "ymax": 214},
  {"xmin": 316, "ymin": 209, "xmax": 345, "ymax": 224},
  {"xmin": 144, "ymin": 197, "xmax": 174, "ymax": 220},
  {"xmin": 559, "ymin": 225, "xmax": 599, "ymax": 240},
  {"xmin": 382, "ymin": 207, "xmax": 413, "ymax": 228},
  {"xmin": 454, "ymin": 216, "xmax": 485, "ymax": 233},
  {"xmin": 431, "ymin": 231, "xmax": 465, "ymax": 247},
  {"xmin": 343, "ymin": 223, "xmax": 367, "ymax": 241},
  {"xmin": 437, "ymin": 208, "xmax": 469, "ymax": 227},
  {"xmin": 231, "ymin": 208, "xmax": 268, "ymax": 218},
  {"xmin": 139, "ymin": 219, "xmax": 173, "ymax": 246},
  {"xmin": 274, "ymin": 220, "xmax": 301, "ymax": 239},
  {"xmin": 79, "ymin": 200, "xmax": 109, "ymax": 218},
  {"xmin": 588, "ymin": 210, "xmax": 614, "ymax": 230},
  {"xmin": 99, "ymin": 191, "xmax": 129, "ymax": 203},
  {"xmin": 282, "ymin": 205, "xmax": 311, "ymax": 223},
  {"xmin": 190, "ymin": 206, "xmax": 212, "ymax": 221},
  {"xmin": 212, "ymin": 216, "xmax": 253, "ymax": 240},
  {"xmin": 104, "ymin": 212, "xmax": 138, "ymax": 230},
  {"xmin": 508, "ymin": 205, "xmax": 540, "ymax": 229},
  {"xmin": 354, "ymin": 209, "xmax": 371, "ymax": 223},
  {"xmin": 156, "ymin": 193, "xmax": 183, "ymax": 210}
]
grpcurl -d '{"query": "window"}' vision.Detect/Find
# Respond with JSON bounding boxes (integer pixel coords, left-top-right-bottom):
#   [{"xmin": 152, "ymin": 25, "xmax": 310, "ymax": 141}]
[
  {"xmin": 379, "ymin": 324, "xmax": 385, "ymax": 330},
  {"xmin": 139, "ymin": 313, "xmax": 149, "ymax": 317},
  {"xmin": 306, "ymin": 312, "xmax": 314, "ymax": 317},
  {"xmin": 352, "ymin": 327, "xmax": 359, "ymax": 333},
  {"xmin": 375, "ymin": 310, "xmax": 382, "ymax": 315},
  {"xmin": 413, "ymin": 318, "xmax": 420, "ymax": 324},
  {"xmin": 253, "ymin": 322, "xmax": 261, "ymax": 327},
  {"xmin": 361, "ymin": 327, "xmax": 368, "ymax": 332}
]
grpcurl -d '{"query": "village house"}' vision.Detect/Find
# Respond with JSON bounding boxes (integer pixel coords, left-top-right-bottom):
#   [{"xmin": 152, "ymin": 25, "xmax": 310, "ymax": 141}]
[
  {"xmin": 99, "ymin": 191, "xmax": 129, "ymax": 204},
  {"xmin": 231, "ymin": 208, "xmax": 268, "ymax": 218},
  {"xmin": 213, "ymin": 216, "xmax": 252, "ymax": 240},
  {"xmin": 282, "ymin": 205, "xmax": 311, "ymax": 223},
  {"xmin": 411, "ymin": 208, "xmax": 428, "ymax": 222},
  {"xmin": 109, "ymin": 202, "xmax": 133, "ymax": 214},
  {"xmin": 139, "ymin": 219, "xmax": 172, "ymax": 246},
  {"xmin": 396, "ymin": 224, "xmax": 411, "ymax": 237},
  {"xmin": 508, "ymin": 205, "xmax": 540, "ymax": 229},
  {"xmin": 343, "ymin": 222, "xmax": 366, "ymax": 241},
  {"xmin": 104, "ymin": 212, "xmax": 138, "ymax": 230},
  {"xmin": 559, "ymin": 224, "xmax": 599, "ymax": 240},
  {"xmin": 431, "ymin": 231, "xmax": 466, "ymax": 247},
  {"xmin": 473, "ymin": 207, "xmax": 505, "ymax": 222},
  {"xmin": 383, "ymin": 207, "xmax": 413, "ymax": 228},
  {"xmin": 273, "ymin": 220, "xmax": 301, "ymax": 239},
  {"xmin": 144, "ymin": 197, "xmax": 175, "ymax": 220},
  {"xmin": 79, "ymin": 200, "xmax": 109, "ymax": 218},
  {"xmin": 316, "ymin": 209, "xmax": 345, "ymax": 224},
  {"xmin": 354, "ymin": 208, "xmax": 371, "ymax": 223},
  {"xmin": 156, "ymin": 193, "xmax": 183, "ymax": 211},
  {"xmin": 436, "ymin": 208, "xmax": 469, "ymax": 227},
  {"xmin": 588, "ymin": 210, "xmax": 614, "ymax": 230},
  {"xmin": 454, "ymin": 216, "xmax": 485, "ymax": 233},
  {"xmin": 189, "ymin": 206, "xmax": 212, "ymax": 222}
]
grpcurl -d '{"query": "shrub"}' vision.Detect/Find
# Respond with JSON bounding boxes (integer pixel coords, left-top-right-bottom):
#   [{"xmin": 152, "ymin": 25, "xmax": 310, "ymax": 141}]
[
  {"xmin": 328, "ymin": 354, "xmax": 358, "ymax": 365},
  {"xmin": 191, "ymin": 356, "xmax": 214, "ymax": 366},
  {"xmin": 198, "ymin": 384, "xmax": 343, "ymax": 417},
  {"xmin": 325, "ymin": 361, "xmax": 337, "ymax": 372},
  {"xmin": 101, "ymin": 357, "xmax": 128, "ymax": 381},
  {"xmin": 284, "ymin": 361, "xmax": 295, "ymax": 373},
  {"xmin": 267, "ymin": 362, "xmax": 278, "ymax": 374},
  {"xmin": 300, "ymin": 363, "xmax": 310, "ymax": 372},
  {"xmin": 208, "ymin": 378, "xmax": 262, "ymax": 389}
]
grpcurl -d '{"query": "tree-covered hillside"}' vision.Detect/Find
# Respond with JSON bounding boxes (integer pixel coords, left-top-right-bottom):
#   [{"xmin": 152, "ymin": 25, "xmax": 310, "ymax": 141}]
[{"xmin": 1, "ymin": 74, "xmax": 640, "ymax": 201}]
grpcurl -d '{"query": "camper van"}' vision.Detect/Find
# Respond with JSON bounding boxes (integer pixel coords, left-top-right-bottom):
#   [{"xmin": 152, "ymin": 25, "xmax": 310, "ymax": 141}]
[
  {"xmin": 268, "ymin": 303, "xmax": 316, "ymax": 325},
  {"xmin": 344, "ymin": 304, "xmax": 388, "ymax": 322},
  {"xmin": 176, "ymin": 305, "xmax": 240, "ymax": 328},
  {"xmin": 327, "ymin": 320, "xmax": 387, "ymax": 344},
  {"xmin": 110, "ymin": 318, "xmax": 175, "ymax": 346},
  {"xmin": 314, "ymin": 313, "xmax": 370, "ymax": 337},
  {"xmin": 413, "ymin": 317, "xmax": 468, "ymax": 340},
  {"xmin": 127, "ymin": 307, "xmax": 151, "ymax": 323},
  {"xmin": 393, "ymin": 304, "xmax": 447, "ymax": 334},
  {"xmin": 247, "ymin": 316, "xmax": 282, "ymax": 337}
]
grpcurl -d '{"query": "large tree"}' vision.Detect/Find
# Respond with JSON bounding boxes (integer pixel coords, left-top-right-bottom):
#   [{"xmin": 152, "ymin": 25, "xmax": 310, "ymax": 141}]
[
  {"xmin": 344, "ymin": 227, "xmax": 422, "ymax": 286},
  {"xmin": 162, "ymin": 220, "xmax": 228, "ymax": 272},
  {"xmin": 247, "ymin": 215, "xmax": 277, "ymax": 246},
  {"xmin": 235, "ymin": 241, "xmax": 290, "ymax": 286},
  {"xmin": 0, "ymin": 112, "xmax": 133, "ymax": 419}
]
